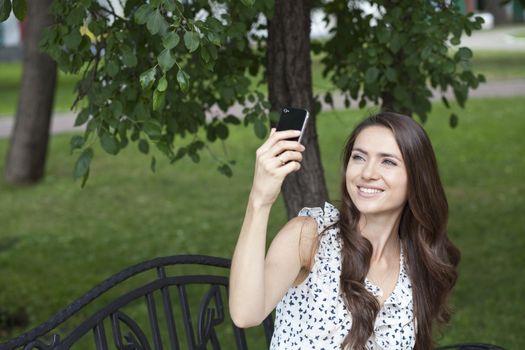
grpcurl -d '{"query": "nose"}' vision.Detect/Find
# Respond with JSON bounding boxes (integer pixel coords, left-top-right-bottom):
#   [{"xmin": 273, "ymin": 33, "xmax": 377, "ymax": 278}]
[{"xmin": 361, "ymin": 159, "xmax": 379, "ymax": 180}]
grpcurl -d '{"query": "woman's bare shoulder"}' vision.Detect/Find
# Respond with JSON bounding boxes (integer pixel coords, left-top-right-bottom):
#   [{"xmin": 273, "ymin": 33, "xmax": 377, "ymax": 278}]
[{"xmin": 284, "ymin": 216, "xmax": 319, "ymax": 286}]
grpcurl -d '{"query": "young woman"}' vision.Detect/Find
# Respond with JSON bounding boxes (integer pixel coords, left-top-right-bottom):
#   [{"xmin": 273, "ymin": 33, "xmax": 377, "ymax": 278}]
[{"xmin": 229, "ymin": 112, "xmax": 460, "ymax": 349}]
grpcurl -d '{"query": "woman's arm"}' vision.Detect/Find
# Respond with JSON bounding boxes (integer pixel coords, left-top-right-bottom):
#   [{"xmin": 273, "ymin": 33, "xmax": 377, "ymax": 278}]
[{"xmin": 229, "ymin": 128, "xmax": 314, "ymax": 327}]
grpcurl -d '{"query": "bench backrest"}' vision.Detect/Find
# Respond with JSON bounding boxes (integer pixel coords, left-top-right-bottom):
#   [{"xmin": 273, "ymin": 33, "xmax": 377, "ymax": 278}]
[
  {"xmin": 1, "ymin": 255, "xmax": 273, "ymax": 350},
  {"xmin": 0, "ymin": 255, "xmax": 505, "ymax": 350}
]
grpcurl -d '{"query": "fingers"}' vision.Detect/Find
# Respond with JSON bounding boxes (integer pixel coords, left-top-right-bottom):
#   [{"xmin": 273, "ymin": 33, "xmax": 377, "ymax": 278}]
[
  {"xmin": 277, "ymin": 160, "xmax": 301, "ymax": 176},
  {"xmin": 276, "ymin": 150, "xmax": 303, "ymax": 164},
  {"xmin": 259, "ymin": 129, "xmax": 302, "ymax": 154},
  {"xmin": 269, "ymin": 140, "xmax": 305, "ymax": 157}
]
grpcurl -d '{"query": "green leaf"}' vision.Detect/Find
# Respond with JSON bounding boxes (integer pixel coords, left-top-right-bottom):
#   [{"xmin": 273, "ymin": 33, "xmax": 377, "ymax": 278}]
[
  {"xmin": 70, "ymin": 135, "xmax": 85, "ymax": 154},
  {"xmin": 457, "ymin": 47, "xmax": 473, "ymax": 60},
  {"xmin": 147, "ymin": 9, "xmax": 167, "ymax": 35},
  {"xmin": 162, "ymin": 31, "xmax": 180, "ymax": 49},
  {"xmin": 163, "ymin": 0, "xmax": 177, "ymax": 12},
  {"xmin": 140, "ymin": 67, "xmax": 157, "ymax": 89},
  {"xmin": 324, "ymin": 92, "xmax": 333, "ymax": 107},
  {"xmin": 225, "ymin": 114, "xmax": 241, "ymax": 125},
  {"xmin": 12, "ymin": 0, "xmax": 25, "ymax": 20},
  {"xmin": 172, "ymin": 147, "xmax": 186, "ymax": 162},
  {"xmin": 100, "ymin": 133, "xmax": 119, "ymax": 155},
  {"xmin": 150, "ymin": 0, "xmax": 162, "ymax": 7},
  {"xmin": 206, "ymin": 125, "xmax": 217, "ymax": 142},
  {"xmin": 477, "ymin": 74, "xmax": 486, "ymax": 83},
  {"xmin": 449, "ymin": 113, "xmax": 458, "ymax": 128},
  {"xmin": 240, "ymin": 0, "xmax": 255, "ymax": 6},
  {"xmin": 0, "ymin": 0, "xmax": 12, "ymax": 22},
  {"xmin": 157, "ymin": 75, "xmax": 168, "ymax": 92},
  {"xmin": 143, "ymin": 120, "xmax": 162, "ymax": 139},
  {"xmin": 122, "ymin": 47, "xmax": 137, "ymax": 67},
  {"xmin": 176, "ymin": 69, "xmax": 190, "ymax": 92},
  {"xmin": 390, "ymin": 35, "xmax": 402, "ymax": 53},
  {"xmin": 253, "ymin": 118, "xmax": 267, "ymax": 139},
  {"xmin": 80, "ymin": 167, "xmax": 90, "ymax": 188},
  {"xmin": 441, "ymin": 96, "xmax": 450, "ymax": 108},
  {"xmin": 88, "ymin": 20, "xmax": 105, "ymax": 36},
  {"xmin": 152, "ymin": 89, "xmax": 166, "ymax": 110},
  {"xmin": 150, "ymin": 156, "xmax": 156, "ymax": 173},
  {"xmin": 105, "ymin": 60, "xmax": 119, "ymax": 77},
  {"xmin": 158, "ymin": 48, "xmax": 176, "ymax": 72},
  {"xmin": 64, "ymin": 29, "xmax": 82, "ymax": 50},
  {"xmin": 215, "ymin": 123, "xmax": 229, "ymax": 140},
  {"xmin": 200, "ymin": 45, "xmax": 210, "ymax": 63},
  {"xmin": 183, "ymin": 31, "xmax": 200, "ymax": 52},
  {"xmin": 111, "ymin": 100, "xmax": 123, "ymax": 116},
  {"xmin": 207, "ymin": 43, "xmax": 217, "ymax": 60},
  {"xmin": 218, "ymin": 164, "xmax": 233, "ymax": 177},
  {"xmin": 269, "ymin": 111, "xmax": 280, "ymax": 123},
  {"xmin": 385, "ymin": 68, "xmax": 397, "ymax": 83},
  {"xmin": 220, "ymin": 87, "xmax": 234, "ymax": 102},
  {"xmin": 207, "ymin": 31, "xmax": 221, "ymax": 46},
  {"xmin": 134, "ymin": 4, "xmax": 152, "ymax": 24},
  {"xmin": 138, "ymin": 139, "xmax": 149, "ymax": 154},
  {"xmin": 75, "ymin": 109, "xmax": 90, "ymax": 126},
  {"xmin": 377, "ymin": 26, "xmax": 390, "ymax": 44},
  {"xmin": 74, "ymin": 147, "xmax": 93, "ymax": 179},
  {"xmin": 66, "ymin": 6, "xmax": 85, "ymax": 26},
  {"xmin": 365, "ymin": 67, "xmax": 379, "ymax": 84},
  {"xmin": 453, "ymin": 85, "xmax": 468, "ymax": 108}
]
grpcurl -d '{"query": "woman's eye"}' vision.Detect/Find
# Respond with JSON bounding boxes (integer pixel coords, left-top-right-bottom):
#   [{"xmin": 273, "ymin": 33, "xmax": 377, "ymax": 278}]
[
  {"xmin": 351, "ymin": 154, "xmax": 364, "ymax": 161},
  {"xmin": 383, "ymin": 159, "xmax": 397, "ymax": 166}
]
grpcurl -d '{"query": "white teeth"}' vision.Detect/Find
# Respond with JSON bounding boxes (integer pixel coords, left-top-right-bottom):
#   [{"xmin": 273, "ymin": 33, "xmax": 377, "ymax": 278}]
[{"xmin": 359, "ymin": 187, "xmax": 383, "ymax": 194}]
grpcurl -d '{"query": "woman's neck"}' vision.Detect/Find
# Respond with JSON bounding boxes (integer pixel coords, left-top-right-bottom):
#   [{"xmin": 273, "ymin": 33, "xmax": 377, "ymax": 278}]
[{"xmin": 359, "ymin": 212, "xmax": 401, "ymax": 263}]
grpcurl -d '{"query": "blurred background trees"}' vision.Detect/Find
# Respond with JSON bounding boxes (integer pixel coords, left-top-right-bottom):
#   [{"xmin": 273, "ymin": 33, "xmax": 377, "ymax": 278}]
[{"xmin": 0, "ymin": 0, "xmax": 512, "ymax": 217}]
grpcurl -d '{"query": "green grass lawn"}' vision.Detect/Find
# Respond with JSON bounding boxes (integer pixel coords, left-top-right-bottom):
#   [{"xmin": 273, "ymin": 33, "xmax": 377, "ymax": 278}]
[
  {"xmin": 0, "ymin": 64, "xmax": 80, "ymax": 116},
  {"xmin": 0, "ymin": 97, "xmax": 523, "ymax": 348},
  {"xmin": 1, "ymin": 49, "xmax": 524, "ymax": 116}
]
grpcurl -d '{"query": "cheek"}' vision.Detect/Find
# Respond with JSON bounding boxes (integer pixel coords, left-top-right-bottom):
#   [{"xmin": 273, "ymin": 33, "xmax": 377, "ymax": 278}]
[
  {"xmin": 345, "ymin": 166, "xmax": 358, "ymax": 189},
  {"xmin": 390, "ymin": 171, "xmax": 408, "ymax": 199}
]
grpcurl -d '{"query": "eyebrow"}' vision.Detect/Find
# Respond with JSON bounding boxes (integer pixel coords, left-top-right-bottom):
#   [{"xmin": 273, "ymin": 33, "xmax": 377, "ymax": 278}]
[{"xmin": 352, "ymin": 147, "xmax": 403, "ymax": 161}]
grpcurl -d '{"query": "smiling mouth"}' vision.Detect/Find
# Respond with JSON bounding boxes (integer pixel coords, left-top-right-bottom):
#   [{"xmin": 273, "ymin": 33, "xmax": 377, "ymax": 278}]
[{"xmin": 357, "ymin": 186, "xmax": 384, "ymax": 195}]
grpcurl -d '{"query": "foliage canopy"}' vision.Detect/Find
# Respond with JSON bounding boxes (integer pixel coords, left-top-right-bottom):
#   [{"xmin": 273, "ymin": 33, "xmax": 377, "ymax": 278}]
[
  {"xmin": 1, "ymin": 0, "xmax": 485, "ymax": 185},
  {"xmin": 319, "ymin": 1, "xmax": 485, "ymax": 126}
]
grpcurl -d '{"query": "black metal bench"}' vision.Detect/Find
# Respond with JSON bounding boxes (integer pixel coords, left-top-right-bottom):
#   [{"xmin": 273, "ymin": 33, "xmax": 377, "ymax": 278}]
[{"xmin": 0, "ymin": 255, "xmax": 504, "ymax": 350}]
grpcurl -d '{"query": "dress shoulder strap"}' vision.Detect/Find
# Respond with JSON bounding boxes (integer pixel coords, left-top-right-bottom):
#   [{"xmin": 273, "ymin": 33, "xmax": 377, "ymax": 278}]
[{"xmin": 297, "ymin": 202, "xmax": 341, "ymax": 258}]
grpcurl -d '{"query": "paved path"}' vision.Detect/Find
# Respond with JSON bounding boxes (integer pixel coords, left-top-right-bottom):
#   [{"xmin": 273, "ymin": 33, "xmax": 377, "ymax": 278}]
[
  {"xmin": 1, "ymin": 25, "xmax": 524, "ymax": 139},
  {"xmin": 459, "ymin": 25, "xmax": 525, "ymax": 51}
]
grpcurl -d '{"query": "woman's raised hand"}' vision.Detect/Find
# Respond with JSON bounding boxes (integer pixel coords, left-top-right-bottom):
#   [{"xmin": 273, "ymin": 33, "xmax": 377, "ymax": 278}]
[{"xmin": 249, "ymin": 128, "xmax": 305, "ymax": 208}]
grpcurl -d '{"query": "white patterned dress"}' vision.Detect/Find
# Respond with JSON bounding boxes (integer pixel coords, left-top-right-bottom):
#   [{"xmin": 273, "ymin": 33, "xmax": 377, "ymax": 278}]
[{"xmin": 269, "ymin": 202, "xmax": 416, "ymax": 350}]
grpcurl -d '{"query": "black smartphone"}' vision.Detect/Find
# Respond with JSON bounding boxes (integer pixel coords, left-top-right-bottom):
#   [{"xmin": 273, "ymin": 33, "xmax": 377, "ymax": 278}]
[{"xmin": 275, "ymin": 107, "xmax": 309, "ymax": 143}]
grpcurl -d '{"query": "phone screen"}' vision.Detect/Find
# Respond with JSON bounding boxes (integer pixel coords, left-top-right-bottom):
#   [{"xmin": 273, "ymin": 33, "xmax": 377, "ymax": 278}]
[{"xmin": 275, "ymin": 107, "xmax": 309, "ymax": 143}]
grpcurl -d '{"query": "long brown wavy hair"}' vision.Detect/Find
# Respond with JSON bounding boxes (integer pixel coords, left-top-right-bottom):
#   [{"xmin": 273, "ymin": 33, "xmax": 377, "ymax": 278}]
[{"xmin": 338, "ymin": 112, "xmax": 461, "ymax": 349}]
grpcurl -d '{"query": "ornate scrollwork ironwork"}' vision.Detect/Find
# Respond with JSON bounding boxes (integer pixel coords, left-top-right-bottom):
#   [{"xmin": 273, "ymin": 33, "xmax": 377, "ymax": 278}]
[
  {"xmin": 196, "ymin": 285, "xmax": 225, "ymax": 348},
  {"xmin": 22, "ymin": 334, "xmax": 60, "ymax": 350},
  {"xmin": 111, "ymin": 311, "xmax": 151, "ymax": 350}
]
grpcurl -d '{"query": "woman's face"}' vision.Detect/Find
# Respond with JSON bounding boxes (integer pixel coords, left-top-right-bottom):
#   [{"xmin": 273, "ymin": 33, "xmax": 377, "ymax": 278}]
[{"xmin": 345, "ymin": 126, "xmax": 408, "ymax": 218}]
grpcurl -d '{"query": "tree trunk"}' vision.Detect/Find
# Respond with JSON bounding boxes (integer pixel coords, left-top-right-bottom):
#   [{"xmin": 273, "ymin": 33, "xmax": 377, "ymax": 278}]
[
  {"xmin": 267, "ymin": 0, "xmax": 329, "ymax": 219},
  {"xmin": 5, "ymin": 0, "xmax": 57, "ymax": 184}
]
